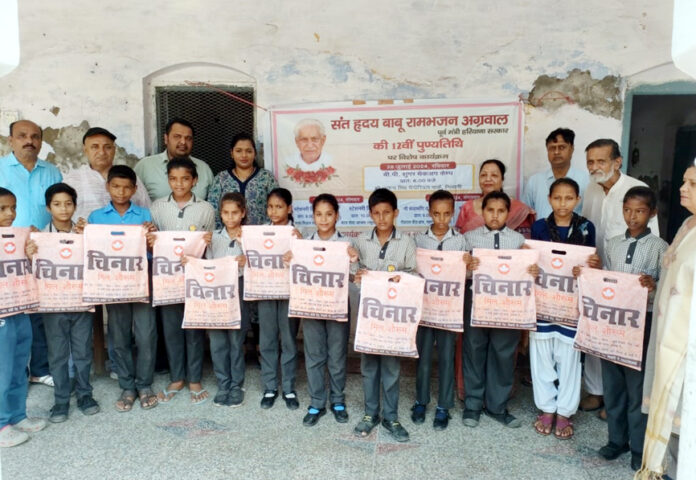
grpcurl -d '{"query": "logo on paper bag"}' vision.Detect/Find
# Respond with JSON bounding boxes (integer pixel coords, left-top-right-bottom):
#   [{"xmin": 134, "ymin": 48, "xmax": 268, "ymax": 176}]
[
  {"xmin": 263, "ymin": 239, "xmax": 274, "ymax": 250},
  {"xmin": 497, "ymin": 263, "xmax": 510, "ymax": 275},
  {"xmin": 431, "ymin": 264, "xmax": 442, "ymax": 275},
  {"xmin": 173, "ymin": 245, "xmax": 184, "ymax": 256},
  {"xmin": 551, "ymin": 258, "xmax": 563, "ymax": 269},
  {"xmin": 313, "ymin": 255, "xmax": 324, "ymax": 266},
  {"xmin": 601, "ymin": 287, "xmax": 615, "ymax": 300},
  {"xmin": 3, "ymin": 242, "xmax": 16, "ymax": 254},
  {"xmin": 59, "ymin": 248, "xmax": 72, "ymax": 259},
  {"xmin": 111, "ymin": 240, "xmax": 124, "ymax": 251},
  {"xmin": 204, "ymin": 272, "xmax": 215, "ymax": 283},
  {"xmin": 387, "ymin": 287, "xmax": 398, "ymax": 299}
]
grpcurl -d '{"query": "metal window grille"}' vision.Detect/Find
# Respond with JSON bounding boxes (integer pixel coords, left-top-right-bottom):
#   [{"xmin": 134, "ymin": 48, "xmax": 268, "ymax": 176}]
[{"xmin": 155, "ymin": 85, "xmax": 255, "ymax": 175}]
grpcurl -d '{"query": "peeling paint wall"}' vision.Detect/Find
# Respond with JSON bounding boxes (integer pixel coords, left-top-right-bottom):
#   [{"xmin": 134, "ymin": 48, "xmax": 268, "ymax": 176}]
[{"xmin": 0, "ymin": 0, "xmax": 691, "ymax": 182}]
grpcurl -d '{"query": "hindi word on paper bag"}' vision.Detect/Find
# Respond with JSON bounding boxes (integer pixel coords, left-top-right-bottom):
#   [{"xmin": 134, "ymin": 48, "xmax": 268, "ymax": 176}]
[
  {"xmin": 525, "ymin": 239, "xmax": 595, "ymax": 328},
  {"xmin": 183, "ymin": 256, "xmax": 241, "ymax": 329},
  {"xmin": 30, "ymin": 232, "xmax": 93, "ymax": 313},
  {"xmin": 82, "ymin": 224, "xmax": 149, "ymax": 303},
  {"xmin": 471, "ymin": 248, "xmax": 539, "ymax": 330},
  {"xmin": 288, "ymin": 239, "xmax": 350, "ymax": 321},
  {"xmin": 354, "ymin": 271, "xmax": 425, "ymax": 358},
  {"xmin": 574, "ymin": 268, "xmax": 648, "ymax": 371},
  {"xmin": 152, "ymin": 231, "xmax": 207, "ymax": 306},
  {"xmin": 416, "ymin": 248, "xmax": 466, "ymax": 332},
  {"xmin": 242, "ymin": 225, "xmax": 294, "ymax": 300},
  {"xmin": 0, "ymin": 227, "xmax": 39, "ymax": 317}
]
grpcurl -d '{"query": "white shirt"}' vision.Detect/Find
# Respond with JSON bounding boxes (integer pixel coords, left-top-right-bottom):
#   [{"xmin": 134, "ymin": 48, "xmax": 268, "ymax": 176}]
[
  {"xmin": 282, "ymin": 151, "xmax": 333, "ymax": 172},
  {"xmin": 581, "ymin": 172, "xmax": 660, "ymax": 258},
  {"xmin": 62, "ymin": 163, "xmax": 151, "ymax": 221}
]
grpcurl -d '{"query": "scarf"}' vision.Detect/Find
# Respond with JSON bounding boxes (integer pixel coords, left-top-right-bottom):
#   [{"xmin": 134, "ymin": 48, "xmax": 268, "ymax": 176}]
[{"xmin": 545, "ymin": 212, "xmax": 590, "ymax": 246}]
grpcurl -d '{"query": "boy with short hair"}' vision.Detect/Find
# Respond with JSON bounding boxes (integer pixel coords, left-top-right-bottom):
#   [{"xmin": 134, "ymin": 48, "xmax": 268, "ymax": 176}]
[
  {"xmin": 149, "ymin": 157, "xmax": 215, "ymax": 405},
  {"xmin": 0, "ymin": 188, "xmax": 47, "ymax": 447},
  {"xmin": 599, "ymin": 186, "xmax": 667, "ymax": 471},
  {"xmin": 411, "ymin": 190, "xmax": 469, "ymax": 430},
  {"xmin": 88, "ymin": 165, "xmax": 159, "ymax": 412},
  {"xmin": 352, "ymin": 188, "xmax": 416, "ymax": 442}
]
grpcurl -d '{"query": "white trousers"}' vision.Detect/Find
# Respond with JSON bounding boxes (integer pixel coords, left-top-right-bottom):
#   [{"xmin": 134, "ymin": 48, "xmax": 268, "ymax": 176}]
[
  {"xmin": 583, "ymin": 353, "xmax": 604, "ymax": 395},
  {"xmin": 530, "ymin": 334, "xmax": 582, "ymax": 417}
]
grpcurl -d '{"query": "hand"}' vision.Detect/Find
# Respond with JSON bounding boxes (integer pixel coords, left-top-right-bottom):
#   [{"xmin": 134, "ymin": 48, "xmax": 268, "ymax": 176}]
[
  {"xmin": 353, "ymin": 268, "xmax": 367, "ymax": 285},
  {"xmin": 203, "ymin": 231, "xmax": 213, "ymax": 246},
  {"xmin": 74, "ymin": 217, "xmax": 87, "ymax": 234},
  {"xmin": 237, "ymin": 255, "xmax": 246, "ymax": 268},
  {"xmin": 292, "ymin": 228, "xmax": 302, "ymax": 239},
  {"xmin": 527, "ymin": 264, "xmax": 540, "ymax": 277},
  {"xmin": 572, "ymin": 265, "xmax": 582, "ymax": 278},
  {"xmin": 25, "ymin": 239, "xmax": 38, "ymax": 259},
  {"xmin": 469, "ymin": 256, "xmax": 480, "ymax": 271},
  {"xmin": 347, "ymin": 245, "xmax": 359, "ymax": 263},
  {"xmin": 587, "ymin": 254, "xmax": 602, "ymax": 269},
  {"xmin": 29, "ymin": 225, "xmax": 39, "ymax": 233},
  {"xmin": 180, "ymin": 255, "xmax": 189, "ymax": 265},
  {"xmin": 462, "ymin": 252, "xmax": 472, "ymax": 267},
  {"xmin": 283, "ymin": 251, "xmax": 293, "ymax": 267},
  {"xmin": 639, "ymin": 274, "xmax": 656, "ymax": 292},
  {"xmin": 142, "ymin": 221, "xmax": 158, "ymax": 233},
  {"xmin": 145, "ymin": 232, "xmax": 156, "ymax": 249}
]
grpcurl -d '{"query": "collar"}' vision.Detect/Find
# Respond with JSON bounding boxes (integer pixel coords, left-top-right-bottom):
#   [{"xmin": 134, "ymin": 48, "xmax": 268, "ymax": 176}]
[
  {"xmin": 310, "ymin": 230, "xmax": 343, "ymax": 241},
  {"xmin": 625, "ymin": 228, "xmax": 651, "ymax": 241},
  {"xmin": 426, "ymin": 227, "xmax": 455, "ymax": 241},
  {"xmin": 370, "ymin": 228, "xmax": 397, "ymax": 241},
  {"xmin": 167, "ymin": 193, "xmax": 198, "ymax": 207},
  {"xmin": 484, "ymin": 225, "xmax": 507, "ymax": 233},
  {"xmin": 105, "ymin": 201, "xmax": 137, "ymax": 215},
  {"xmin": 49, "ymin": 221, "xmax": 74, "ymax": 233},
  {"xmin": 7, "ymin": 153, "xmax": 44, "ymax": 169}
]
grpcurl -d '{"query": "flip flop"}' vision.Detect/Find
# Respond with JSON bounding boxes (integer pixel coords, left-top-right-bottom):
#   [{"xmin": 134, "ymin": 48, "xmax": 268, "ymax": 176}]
[
  {"xmin": 138, "ymin": 389, "xmax": 159, "ymax": 410},
  {"xmin": 157, "ymin": 387, "xmax": 183, "ymax": 403},
  {"xmin": 190, "ymin": 389, "xmax": 209, "ymax": 405},
  {"xmin": 534, "ymin": 413, "xmax": 554, "ymax": 436},
  {"xmin": 554, "ymin": 415, "xmax": 574, "ymax": 440}
]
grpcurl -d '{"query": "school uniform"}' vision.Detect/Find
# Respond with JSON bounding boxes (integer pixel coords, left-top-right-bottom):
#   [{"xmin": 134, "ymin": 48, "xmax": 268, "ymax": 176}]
[
  {"xmin": 462, "ymin": 225, "xmax": 525, "ymax": 415},
  {"xmin": 302, "ymin": 230, "xmax": 351, "ymax": 410},
  {"xmin": 413, "ymin": 228, "xmax": 468, "ymax": 410},
  {"xmin": 353, "ymin": 228, "xmax": 416, "ymax": 421},
  {"xmin": 603, "ymin": 229, "xmax": 667, "ymax": 456},
  {"xmin": 150, "ymin": 194, "xmax": 215, "ymax": 386},
  {"xmin": 207, "ymin": 229, "xmax": 250, "ymax": 394},
  {"xmin": 0, "ymin": 313, "xmax": 32, "ymax": 429}
]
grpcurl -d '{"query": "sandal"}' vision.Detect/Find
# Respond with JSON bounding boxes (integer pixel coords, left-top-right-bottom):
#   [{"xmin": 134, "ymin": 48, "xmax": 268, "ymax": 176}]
[
  {"xmin": 138, "ymin": 389, "xmax": 159, "ymax": 410},
  {"xmin": 115, "ymin": 389, "xmax": 136, "ymax": 412},
  {"xmin": 554, "ymin": 415, "xmax": 574, "ymax": 440},
  {"xmin": 157, "ymin": 386, "xmax": 184, "ymax": 403},
  {"xmin": 190, "ymin": 389, "xmax": 209, "ymax": 405},
  {"xmin": 534, "ymin": 412, "xmax": 554, "ymax": 436}
]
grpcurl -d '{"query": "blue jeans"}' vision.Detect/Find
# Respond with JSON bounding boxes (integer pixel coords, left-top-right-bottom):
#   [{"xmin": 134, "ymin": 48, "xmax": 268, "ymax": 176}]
[
  {"xmin": 29, "ymin": 313, "xmax": 50, "ymax": 377},
  {"xmin": 0, "ymin": 314, "xmax": 32, "ymax": 429}
]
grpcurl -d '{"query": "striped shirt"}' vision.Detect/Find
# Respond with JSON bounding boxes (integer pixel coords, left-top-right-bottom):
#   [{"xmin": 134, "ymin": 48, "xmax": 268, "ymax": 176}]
[
  {"xmin": 150, "ymin": 194, "xmax": 215, "ymax": 232},
  {"xmin": 464, "ymin": 225, "xmax": 525, "ymax": 250},
  {"xmin": 303, "ymin": 229, "xmax": 351, "ymax": 243},
  {"xmin": 352, "ymin": 228, "xmax": 416, "ymax": 273},
  {"xmin": 207, "ymin": 228, "xmax": 244, "ymax": 276},
  {"xmin": 415, "ymin": 227, "xmax": 468, "ymax": 251}
]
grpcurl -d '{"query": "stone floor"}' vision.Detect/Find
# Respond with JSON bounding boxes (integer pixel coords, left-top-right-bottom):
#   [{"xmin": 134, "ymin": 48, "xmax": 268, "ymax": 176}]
[{"xmin": 1, "ymin": 360, "xmax": 636, "ymax": 480}]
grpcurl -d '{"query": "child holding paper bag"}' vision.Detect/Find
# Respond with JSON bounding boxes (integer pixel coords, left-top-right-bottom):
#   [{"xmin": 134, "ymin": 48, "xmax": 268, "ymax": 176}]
[{"xmin": 462, "ymin": 191, "xmax": 538, "ymax": 430}]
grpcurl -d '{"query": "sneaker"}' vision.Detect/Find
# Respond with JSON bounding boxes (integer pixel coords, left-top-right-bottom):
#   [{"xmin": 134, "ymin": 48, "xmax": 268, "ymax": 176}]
[
  {"xmin": 484, "ymin": 409, "xmax": 521, "ymax": 428},
  {"xmin": 302, "ymin": 407, "xmax": 326, "ymax": 427},
  {"xmin": 598, "ymin": 442, "xmax": 630, "ymax": 460},
  {"xmin": 411, "ymin": 403, "xmax": 426, "ymax": 424},
  {"xmin": 213, "ymin": 391, "xmax": 229, "ymax": 407},
  {"xmin": 260, "ymin": 390, "xmax": 278, "ymax": 409},
  {"xmin": 109, "ymin": 371, "xmax": 119, "ymax": 381},
  {"xmin": 49, "ymin": 403, "xmax": 70, "ymax": 423},
  {"xmin": 0, "ymin": 426, "xmax": 29, "ymax": 448},
  {"xmin": 381, "ymin": 419, "xmax": 410, "ymax": 442},
  {"xmin": 282, "ymin": 391, "xmax": 299, "ymax": 410},
  {"xmin": 228, "ymin": 387, "xmax": 244, "ymax": 408},
  {"xmin": 13, "ymin": 417, "xmax": 47, "ymax": 433},
  {"xmin": 29, "ymin": 375, "xmax": 54, "ymax": 387},
  {"xmin": 630, "ymin": 452, "xmax": 642, "ymax": 471},
  {"xmin": 77, "ymin": 396, "xmax": 100, "ymax": 416},
  {"xmin": 433, "ymin": 407, "xmax": 450, "ymax": 430},
  {"xmin": 354, "ymin": 414, "xmax": 380, "ymax": 437},
  {"xmin": 462, "ymin": 409, "xmax": 481, "ymax": 427},
  {"xmin": 330, "ymin": 403, "xmax": 349, "ymax": 423}
]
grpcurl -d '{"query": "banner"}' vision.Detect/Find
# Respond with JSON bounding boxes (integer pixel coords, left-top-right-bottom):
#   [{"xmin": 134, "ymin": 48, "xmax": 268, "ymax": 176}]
[
  {"xmin": 30, "ymin": 232, "xmax": 93, "ymax": 313},
  {"xmin": 0, "ymin": 227, "xmax": 38, "ymax": 317},
  {"xmin": 183, "ymin": 257, "xmax": 241, "ymax": 329},
  {"xmin": 574, "ymin": 268, "xmax": 648, "ymax": 370},
  {"xmin": 288, "ymin": 239, "xmax": 350, "ymax": 321},
  {"xmin": 471, "ymin": 248, "xmax": 539, "ymax": 330},
  {"xmin": 242, "ymin": 225, "xmax": 293, "ymax": 300},
  {"xmin": 415, "ymin": 248, "xmax": 466, "ymax": 332},
  {"xmin": 525, "ymin": 239, "xmax": 595, "ymax": 328},
  {"xmin": 268, "ymin": 99, "xmax": 523, "ymax": 232},
  {"xmin": 354, "ymin": 271, "xmax": 425, "ymax": 358},
  {"xmin": 152, "ymin": 231, "xmax": 207, "ymax": 306}
]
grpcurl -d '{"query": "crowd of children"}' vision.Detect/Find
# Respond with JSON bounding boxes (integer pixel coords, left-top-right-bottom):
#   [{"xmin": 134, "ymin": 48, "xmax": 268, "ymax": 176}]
[{"xmin": 0, "ymin": 158, "xmax": 666, "ymax": 473}]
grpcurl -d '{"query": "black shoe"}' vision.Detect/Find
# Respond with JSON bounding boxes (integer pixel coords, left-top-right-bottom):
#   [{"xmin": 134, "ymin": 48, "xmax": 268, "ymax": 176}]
[
  {"xmin": 630, "ymin": 452, "xmax": 642, "ymax": 471},
  {"xmin": 282, "ymin": 391, "xmax": 299, "ymax": 410},
  {"xmin": 228, "ymin": 387, "xmax": 244, "ymax": 407},
  {"xmin": 330, "ymin": 403, "xmax": 349, "ymax": 423},
  {"xmin": 462, "ymin": 409, "xmax": 481, "ymax": 427},
  {"xmin": 213, "ymin": 391, "xmax": 229, "ymax": 407},
  {"xmin": 49, "ymin": 403, "xmax": 69, "ymax": 423},
  {"xmin": 411, "ymin": 403, "xmax": 426, "ymax": 424},
  {"xmin": 484, "ymin": 408, "xmax": 521, "ymax": 428},
  {"xmin": 381, "ymin": 419, "xmax": 410, "ymax": 442},
  {"xmin": 77, "ymin": 395, "xmax": 100, "ymax": 416},
  {"xmin": 260, "ymin": 390, "xmax": 278, "ymax": 409},
  {"xmin": 302, "ymin": 407, "xmax": 327, "ymax": 427},
  {"xmin": 598, "ymin": 442, "xmax": 630, "ymax": 460},
  {"xmin": 354, "ymin": 414, "xmax": 380, "ymax": 437},
  {"xmin": 433, "ymin": 407, "xmax": 450, "ymax": 430}
]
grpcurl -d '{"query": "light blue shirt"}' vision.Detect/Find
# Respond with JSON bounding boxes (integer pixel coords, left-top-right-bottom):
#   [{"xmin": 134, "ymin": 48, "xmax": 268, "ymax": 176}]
[
  {"xmin": 87, "ymin": 201, "xmax": 152, "ymax": 225},
  {"xmin": 522, "ymin": 165, "xmax": 589, "ymax": 220},
  {"xmin": 0, "ymin": 153, "xmax": 62, "ymax": 229}
]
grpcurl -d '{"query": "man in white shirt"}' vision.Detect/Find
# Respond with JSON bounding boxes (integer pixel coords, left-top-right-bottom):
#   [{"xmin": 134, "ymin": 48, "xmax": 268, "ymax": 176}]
[{"xmin": 579, "ymin": 138, "xmax": 659, "ymax": 414}]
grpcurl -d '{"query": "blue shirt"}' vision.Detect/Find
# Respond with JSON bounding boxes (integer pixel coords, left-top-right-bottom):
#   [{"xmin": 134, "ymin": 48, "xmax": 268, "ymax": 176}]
[
  {"xmin": 530, "ymin": 217, "xmax": 596, "ymax": 247},
  {"xmin": 87, "ymin": 202, "xmax": 152, "ymax": 225},
  {"xmin": 522, "ymin": 165, "xmax": 589, "ymax": 220},
  {"xmin": 0, "ymin": 153, "xmax": 62, "ymax": 229}
]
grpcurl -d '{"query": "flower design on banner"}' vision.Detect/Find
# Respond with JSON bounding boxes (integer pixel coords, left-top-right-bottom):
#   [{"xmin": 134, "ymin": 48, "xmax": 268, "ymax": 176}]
[{"xmin": 285, "ymin": 165, "xmax": 337, "ymax": 187}]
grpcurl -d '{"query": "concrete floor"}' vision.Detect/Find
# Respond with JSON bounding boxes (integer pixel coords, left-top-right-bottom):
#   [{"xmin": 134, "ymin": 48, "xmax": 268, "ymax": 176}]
[{"xmin": 1, "ymin": 361, "xmax": 636, "ymax": 480}]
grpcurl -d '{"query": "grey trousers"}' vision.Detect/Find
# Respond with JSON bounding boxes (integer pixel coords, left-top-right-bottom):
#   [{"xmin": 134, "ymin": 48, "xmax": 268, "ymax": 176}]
[
  {"xmin": 415, "ymin": 325, "xmax": 456, "ymax": 409},
  {"xmin": 106, "ymin": 302, "xmax": 156, "ymax": 392},
  {"xmin": 43, "ymin": 311, "xmax": 94, "ymax": 404},
  {"xmin": 602, "ymin": 358, "xmax": 647, "ymax": 453},
  {"xmin": 361, "ymin": 353, "xmax": 401, "ymax": 421},
  {"xmin": 258, "ymin": 300, "xmax": 299, "ymax": 393},
  {"xmin": 160, "ymin": 303, "xmax": 205, "ymax": 384},
  {"xmin": 303, "ymin": 318, "xmax": 349, "ymax": 409}
]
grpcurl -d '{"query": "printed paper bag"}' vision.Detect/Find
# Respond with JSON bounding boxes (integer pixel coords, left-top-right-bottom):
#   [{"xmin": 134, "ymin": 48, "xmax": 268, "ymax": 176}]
[
  {"xmin": 0, "ymin": 227, "xmax": 39, "ymax": 317},
  {"xmin": 242, "ymin": 225, "xmax": 293, "ymax": 300},
  {"xmin": 183, "ymin": 256, "xmax": 241, "ymax": 329},
  {"xmin": 574, "ymin": 268, "xmax": 648, "ymax": 370},
  {"xmin": 471, "ymin": 248, "xmax": 539, "ymax": 330},
  {"xmin": 30, "ymin": 232, "xmax": 93, "ymax": 313},
  {"xmin": 354, "ymin": 271, "xmax": 425, "ymax": 358},
  {"xmin": 152, "ymin": 231, "xmax": 207, "ymax": 306},
  {"xmin": 289, "ymin": 239, "xmax": 350, "ymax": 321},
  {"xmin": 416, "ymin": 248, "xmax": 466, "ymax": 332},
  {"xmin": 82, "ymin": 224, "xmax": 149, "ymax": 303},
  {"xmin": 525, "ymin": 239, "xmax": 595, "ymax": 328}
]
